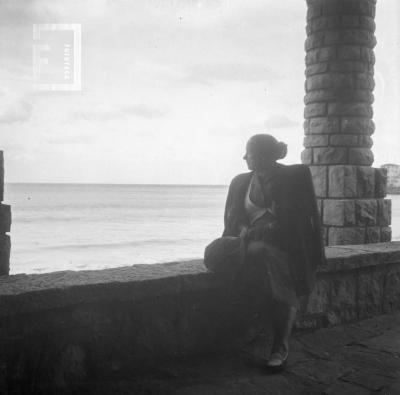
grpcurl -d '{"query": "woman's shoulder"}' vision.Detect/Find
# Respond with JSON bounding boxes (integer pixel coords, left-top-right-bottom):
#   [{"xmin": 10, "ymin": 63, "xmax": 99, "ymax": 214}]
[
  {"xmin": 229, "ymin": 171, "xmax": 253, "ymax": 186},
  {"xmin": 279, "ymin": 163, "xmax": 310, "ymax": 178}
]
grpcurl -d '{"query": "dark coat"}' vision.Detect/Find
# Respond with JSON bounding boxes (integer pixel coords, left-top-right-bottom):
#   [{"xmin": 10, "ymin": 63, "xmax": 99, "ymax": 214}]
[{"xmin": 222, "ymin": 163, "xmax": 326, "ymax": 297}]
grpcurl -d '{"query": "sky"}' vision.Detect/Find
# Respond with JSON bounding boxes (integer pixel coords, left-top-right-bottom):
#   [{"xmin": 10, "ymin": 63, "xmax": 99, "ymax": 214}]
[{"xmin": 0, "ymin": 0, "xmax": 399, "ymax": 185}]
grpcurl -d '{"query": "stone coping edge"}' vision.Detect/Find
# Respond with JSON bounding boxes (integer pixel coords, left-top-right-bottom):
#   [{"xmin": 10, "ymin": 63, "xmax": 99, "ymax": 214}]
[{"xmin": 1, "ymin": 242, "xmax": 400, "ymax": 317}]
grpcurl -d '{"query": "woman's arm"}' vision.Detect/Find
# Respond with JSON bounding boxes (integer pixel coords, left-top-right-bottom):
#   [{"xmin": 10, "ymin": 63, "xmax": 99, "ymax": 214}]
[
  {"xmin": 222, "ymin": 174, "xmax": 248, "ymax": 237},
  {"xmin": 222, "ymin": 178, "xmax": 236, "ymax": 237}
]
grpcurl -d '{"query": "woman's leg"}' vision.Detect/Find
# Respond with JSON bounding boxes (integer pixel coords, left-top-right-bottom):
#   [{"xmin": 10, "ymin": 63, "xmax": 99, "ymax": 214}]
[
  {"xmin": 268, "ymin": 299, "xmax": 297, "ymax": 370},
  {"xmin": 244, "ymin": 241, "xmax": 298, "ymax": 370},
  {"xmin": 235, "ymin": 241, "xmax": 271, "ymax": 338}
]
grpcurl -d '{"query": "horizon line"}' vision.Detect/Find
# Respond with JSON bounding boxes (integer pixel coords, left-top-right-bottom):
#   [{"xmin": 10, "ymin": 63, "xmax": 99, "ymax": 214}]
[{"xmin": 5, "ymin": 182, "xmax": 229, "ymax": 187}]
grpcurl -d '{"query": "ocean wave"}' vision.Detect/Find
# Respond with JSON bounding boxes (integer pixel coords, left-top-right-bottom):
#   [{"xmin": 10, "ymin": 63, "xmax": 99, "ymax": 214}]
[{"xmin": 39, "ymin": 238, "xmax": 209, "ymax": 251}]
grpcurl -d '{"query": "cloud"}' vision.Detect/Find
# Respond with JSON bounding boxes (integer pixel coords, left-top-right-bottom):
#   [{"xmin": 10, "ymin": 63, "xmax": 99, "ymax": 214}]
[
  {"xmin": 45, "ymin": 133, "xmax": 96, "ymax": 145},
  {"xmin": 264, "ymin": 114, "xmax": 298, "ymax": 129},
  {"xmin": 0, "ymin": 92, "xmax": 32, "ymax": 124},
  {"xmin": 184, "ymin": 62, "xmax": 282, "ymax": 85},
  {"xmin": 70, "ymin": 104, "xmax": 167, "ymax": 122}
]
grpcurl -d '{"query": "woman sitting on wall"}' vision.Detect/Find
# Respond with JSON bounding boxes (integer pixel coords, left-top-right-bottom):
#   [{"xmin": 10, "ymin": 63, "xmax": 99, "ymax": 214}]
[{"xmin": 204, "ymin": 134, "xmax": 326, "ymax": 371}]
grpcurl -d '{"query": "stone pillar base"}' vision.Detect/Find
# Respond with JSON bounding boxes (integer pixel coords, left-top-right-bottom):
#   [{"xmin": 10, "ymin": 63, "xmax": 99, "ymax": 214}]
[
  {"xmin": 325, "ymin": 225, "xmax": 391, "ymax": 245},
  {"xmin": 0, "ymin": 152, "xmax": 10, "ymax": 275},
  {"xmin": 311, "ymin": 165, "xmax": 391, "ymax": 245},
  {"xmin": 0, "ymin": 235, "xmax": 10, "ymax": 275}
]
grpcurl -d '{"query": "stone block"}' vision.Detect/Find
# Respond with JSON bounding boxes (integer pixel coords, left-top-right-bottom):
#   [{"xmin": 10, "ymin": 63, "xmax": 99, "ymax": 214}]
[
  {"xmin": 0, "ymin": 234, "xmax": 10, "ymax": 276},
  {"xmin": 317, "ymin": 199, "xmax": 322, "ymax": 220},
  {"xmin": 320, "ymin": 0, "xmax": 341, "ymax": 16},
  {"xmin": 305, "ymin": 89, "xmax": 371, "ymax": 104},
  {"xmin": 306, "ymin": 63, "xmax": 329, "ymax": 76},
  {"xmin": 0, "ymin": 204, "xmax": 11, "ymax": 233},
  {"xmin": 0, "ymin": 151, "xmax": 3, "ymax": 202},
  {"xmin": 304, "ymin": 89, "xmax": 349, "ymax": 104},
  {"xmin": 359, "ymin": 16, "xmax": 375, "ymax": 31},
  {"xmin": 306, "ymin": 73, "xmax": 354, "ymax": 91},
  {"xmin": 303, "ymin": 119, "xmax": 310, "ymax": 134},
  {"xmin": 375, "ymin": 168, "xmax": 387, "ymax": 198},
  {"xmin": 357, "ymin": 166, "xmax": 375, "ymax": 197},
  {"xmin": 380, "ymin": 227, "xmax": 392, "ymax": 242},
  {"xmin": 330, "ymin": 134, "xmax": 358, "ymax": 146},
  {"xmin": 341, "ymin": 117, "xmax": 374, "ymax": 135},
  {"xmin": 307, "ymin": 279, "xmax": 330, "ymax": 315},
  {"xmin": 323, "ymin": 29, "xmax": 376, "ymax": 48},
  {"xmin": 361, "ymin": 47, "xmax": 375, "ymax": 64},
  {"xmin": 355, "ymin": 199, "xmax": 377, "ymax": 226},
  {"xmin": 352, "ymin": 90, "xmax": 374, "ymax": 103},
  {"xmin": 367, "ymin": 63, "xmax": 374, "ymax": 74},
  {"xmin": 337, "ymin": 45, "xmax": 361, "ymax": 60},
  {"xmin": 306, "ymin": 47, "xmax": 337, "ymax": 65},
  {"xmin": 341, "ymin": 1, "xmax": 375, "ymax": 18},
  {"xmin": 358, "ymin": 135, "xmax": 373, "ymax": 148},
  {"xmin": 309, "ymin": 117, "xmax": 340, "ymax": 134},
  {"xmin": 365, "ymin": 227, "xmax": 380, "ymax": 243},
  {"xmin": 318, "ymin": 0, "xmax": 375, "ymax": 19},
  {"xmin": 307, "ymin": 2, "xmax": 322, "ymax": 21},
  {"xmin": 323, "ymin": 199, "xmax": 355, "ymax": 226},
  {"xmin": 377, "ymin": 199, "xmax": 391, "ymax": 226},
  {"xmin": 357, "ymin": 270, "xmax": 384, "ymax": 318},
  {"xmin": 328, "ymin": 102, "xmax": 373, "ymax": 117},
  {"xmin": 301, "ymin": 148, "xmax": 313, "ymax": 165},
  {"xmin": 309, "ymin": 165, "xmax": 327, "ymax": 197},
  {"xmin": 305, "ymin": 103, "xmax": 327, "ymax": 118},
  {"xmin": 303, "ymin": 135, "xmax": 329, "ymax": 147},
  {"xmin": 313, "ymin": 147, "xmax": 347, "ymax": 164},
  {"xmin": 328, "ymin": 227, "xmax": 365, "ymax": 245},
  {"xmin": 329, "ymin": 60, "xmax": 368, "ymax": 73},
  {"xmin": 341, "ymin": 15, "xmax": 361, "ymax": 28},
  {"xmin": 322, "ymin": 226, "xmax": 328, "ymax": 245},
  {"xmin": 328, "ymin": 165, "xmax": 357, "ymax": 198},
  {"xmin": 305, "ymin": 32, "xmax": 325, "ymax": 51},
  {"xmin": 329, "ymin": 273, "xmax": 358, "ymax": 320},
  {"xmin": 382, "ymin": 265, "xmax": 400, "ymax": 312},
  {"xmin": 307, "ymin": 16, "xmax": 336, "ymax": 35},
  {"xmin": 348, "ymin": 148, "xmax": 374, "ymax": 165},
  {"xmin": 354, "ymin": 72, "xmax": 375, "ymax": 90}
]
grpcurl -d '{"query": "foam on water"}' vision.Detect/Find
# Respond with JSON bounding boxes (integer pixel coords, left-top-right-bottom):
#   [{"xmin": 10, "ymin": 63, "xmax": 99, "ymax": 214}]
[{"xmin": 4, "ymin": 183, "xmax": 400, "ymax": 274}]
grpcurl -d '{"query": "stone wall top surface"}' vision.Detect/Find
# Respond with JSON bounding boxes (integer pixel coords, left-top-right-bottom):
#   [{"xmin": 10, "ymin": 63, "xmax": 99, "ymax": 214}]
[{"xmin": 1, "ymin": 242, "xmax": 400, "ymax": 317}]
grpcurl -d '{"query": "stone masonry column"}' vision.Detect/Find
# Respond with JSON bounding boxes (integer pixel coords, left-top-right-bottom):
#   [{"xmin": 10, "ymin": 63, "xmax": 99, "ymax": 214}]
[
  {"xmin": 0, "ymin": 152, "xmax": 11, "ymax": 275},
  {"xmin": 302, "ymin": 0, "xmax": 391, "ymax": 245}
]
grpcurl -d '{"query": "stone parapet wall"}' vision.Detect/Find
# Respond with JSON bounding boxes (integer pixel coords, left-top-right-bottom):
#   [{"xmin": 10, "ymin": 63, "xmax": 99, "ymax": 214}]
[
  {"xmin": 1, "ymin": 245, "xmax": 400, "ymax": 391},
  {"xmin": 0, "ymin": 151, "xmax": 11, "ymax": 275},
  {"xmin": 302, "ymin": 0, "xmax": 390, "ymax": 245}
]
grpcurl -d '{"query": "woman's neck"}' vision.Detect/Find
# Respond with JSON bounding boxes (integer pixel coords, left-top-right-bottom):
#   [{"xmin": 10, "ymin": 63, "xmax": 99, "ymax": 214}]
[{"xmin": 255, "ymin": 162, "xmax": 279, "ymax": 177}]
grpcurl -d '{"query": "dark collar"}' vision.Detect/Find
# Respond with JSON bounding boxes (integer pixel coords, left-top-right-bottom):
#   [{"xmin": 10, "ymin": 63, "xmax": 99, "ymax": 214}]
[{"xmin": 252, "ymin": 162, "xmax": 285, "ymax": 184}]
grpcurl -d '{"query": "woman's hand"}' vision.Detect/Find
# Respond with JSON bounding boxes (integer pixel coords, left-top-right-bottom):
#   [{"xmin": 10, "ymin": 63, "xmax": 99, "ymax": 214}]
[{"xmin": 239, "ymin": 225, "xmax": 249, "ymax": 239}]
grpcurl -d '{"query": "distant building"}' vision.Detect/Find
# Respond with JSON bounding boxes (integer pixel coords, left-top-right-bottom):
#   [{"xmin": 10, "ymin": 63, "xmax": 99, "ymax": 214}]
[{"xmin": 382, "ymin": 163, "xmax": 400, "ymax": 193}]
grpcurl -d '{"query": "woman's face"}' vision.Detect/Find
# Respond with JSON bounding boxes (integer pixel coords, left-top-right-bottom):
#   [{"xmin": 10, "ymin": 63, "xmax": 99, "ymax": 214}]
[
  {"xmin": 243, "ymin": 143, "xmax": 273, "ymax": 170},
  {"xmin": 243, "ymin": 145, "xmax": 260, "ymax": 170}
]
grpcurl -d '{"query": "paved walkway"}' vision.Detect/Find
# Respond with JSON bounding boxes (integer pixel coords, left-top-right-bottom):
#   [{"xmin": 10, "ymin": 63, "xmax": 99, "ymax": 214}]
[{"xmin": 68, "ymin": 313, "xmax": 400, "ymax": 394}]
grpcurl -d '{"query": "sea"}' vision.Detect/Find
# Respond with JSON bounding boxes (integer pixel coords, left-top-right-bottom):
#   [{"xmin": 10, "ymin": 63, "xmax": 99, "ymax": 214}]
[{"xmin": 4, "ymin": 183, "xmax": 400, "ymax": 275}]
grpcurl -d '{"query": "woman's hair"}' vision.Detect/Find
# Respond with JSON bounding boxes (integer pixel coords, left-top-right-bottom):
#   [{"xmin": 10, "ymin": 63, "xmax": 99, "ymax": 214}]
[{"xmin": 246, "ymin": 134, "xmax": 287, "ymax": 161}]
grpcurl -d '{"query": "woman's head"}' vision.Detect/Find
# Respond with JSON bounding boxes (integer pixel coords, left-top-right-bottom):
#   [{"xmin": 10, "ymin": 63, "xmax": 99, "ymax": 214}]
[{"xmin": 243, "ymin": 134, "xmax": 287, "ymax": 171}]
